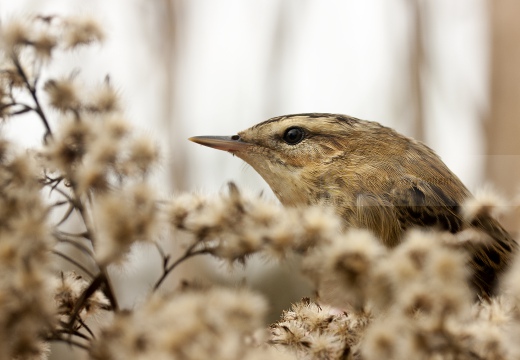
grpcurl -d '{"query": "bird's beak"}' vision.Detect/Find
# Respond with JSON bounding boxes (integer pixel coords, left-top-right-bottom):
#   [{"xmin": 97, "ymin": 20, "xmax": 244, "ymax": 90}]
[{"xmin": 188, "ymin": 135, "xmax": 251, "ymax": 153}]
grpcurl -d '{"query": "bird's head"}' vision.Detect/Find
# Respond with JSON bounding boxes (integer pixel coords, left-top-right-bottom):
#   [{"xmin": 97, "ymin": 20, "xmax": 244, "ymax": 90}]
[{"xmin": 189, "ymin": 113, "xmax": 412, "ymax": 206}]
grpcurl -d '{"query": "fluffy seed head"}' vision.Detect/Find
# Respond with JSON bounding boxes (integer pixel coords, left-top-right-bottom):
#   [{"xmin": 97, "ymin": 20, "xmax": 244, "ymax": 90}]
[
  {"xmin": 44, "ymin": 78, "xmax": 81, "ymax": 112},
  {"xmin": 63, "ymin": 16, "xmax": 105, "ymax": 48},
  {"xmin": 461, "ymin": 187, "xmax": 507, "ymax": 223},
  {"xmin": 0, "ymin": 19, "xmax": 31, "ymax": 52}
]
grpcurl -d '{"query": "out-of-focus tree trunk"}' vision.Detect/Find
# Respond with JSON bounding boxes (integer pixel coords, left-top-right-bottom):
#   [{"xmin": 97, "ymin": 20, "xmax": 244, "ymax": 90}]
[
  {"xmin": 408, "ymin": 0, "xmax": 425, "ymax": 142},
  {"xmin": 487, "ymin": 0, "xmax": 520, "ymax": 231},
  {"xmin": 162, "ymin": 0, "xmax": 188, "ymax": 192}
]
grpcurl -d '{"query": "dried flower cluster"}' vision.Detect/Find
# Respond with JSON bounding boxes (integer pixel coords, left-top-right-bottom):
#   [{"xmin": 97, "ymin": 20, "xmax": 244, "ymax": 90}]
[
  {"xmin": 2, "ymin": 13, "xmax": 520, "ymax": 360},
  {"xmin": 53, "ymin": 271, "xmax": 110, "ymax": 323},
  {"xmin": 0, "ymin": 14, "xmax": 156, "ymax": 358},
  {"xmin": 270, "ymin": 298, "xmax": 371, "ymax": 359},
  {"xmin": 167, "ymin": 183, "xmax": 341, "ymax": 259},
  {"xmin": 89, "ymin": 286, "xmax": 294, "ymax": 360},
  {"xmin": 267, "ymin": 198, "xmax": 520, "ymax": 360},
  {"xmin": 0, "ymin": 139, "xmax": 55, "ymax": 360}
]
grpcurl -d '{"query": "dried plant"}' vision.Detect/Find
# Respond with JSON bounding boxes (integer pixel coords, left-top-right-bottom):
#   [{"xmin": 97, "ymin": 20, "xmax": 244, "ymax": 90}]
[{"xmin": 1, "ymin": 13, "xmax": 520, "ymax": 360}]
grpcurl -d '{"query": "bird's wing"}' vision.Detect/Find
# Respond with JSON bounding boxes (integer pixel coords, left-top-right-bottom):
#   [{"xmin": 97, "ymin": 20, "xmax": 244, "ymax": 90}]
[
  {"xmin": 388, "ymin": 175, "xmax": 463, "ymax": 234},
  {"xmin": 352, "ymin": 175, "xmax": 463, "ymax": 248},
  {"xmin": 387, "ymin": 175, "xmax": 517, "ymax": 296}
]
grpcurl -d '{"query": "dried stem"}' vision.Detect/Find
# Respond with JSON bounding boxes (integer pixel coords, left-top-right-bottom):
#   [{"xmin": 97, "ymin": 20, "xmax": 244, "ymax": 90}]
[
  {"xmin": 77, "ymin": 317, "xmax": 96, "ymax": 340},
  {"xmin": 68, "ymin": 180, "xmax": 120, "ymax": 312},
  {"xmin": 11, "ymin": 54, "xmax": 53, "ymax": 141},
  {"xmin": 53, "ymin": 235, "xmax": 95, "ymax": 259},
  {"xmin": 65, "ymin": 272, "xmax": 107, "ymax": 331},
  {"xmin": 153, "ymin": 241, "xmax": 212, "ymax": 291},
  {"xmin": 56, "ymin": 322, "xmax": 93, "ymax": 341},
  {"xmin": 52, "ymin": 250, "xmax": 95, "ymax": 279},
  {"xmin": 47, "ymin": 335, "xmax": 90, "ymax": 351}
]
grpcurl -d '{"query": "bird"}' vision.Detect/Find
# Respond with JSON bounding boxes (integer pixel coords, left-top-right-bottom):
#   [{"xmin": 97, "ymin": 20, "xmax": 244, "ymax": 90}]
[{"xmin": 189, "ymin": 113, "xmax": 516, "ymax": 297}]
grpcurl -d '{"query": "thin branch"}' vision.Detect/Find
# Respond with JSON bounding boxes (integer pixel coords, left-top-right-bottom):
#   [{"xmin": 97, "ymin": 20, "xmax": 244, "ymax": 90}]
[
  {"xmin": 65, "ymin": 273, "xmax": 106, "ymax": 330},
  {"xmin": 10, "ymin": 106, "xmax": 33, "ymax": 116},
  {"xmin": 56, "ymin": 322, "xmax": 92, "ymax": 341},
  {"xmin": 11, "ymin": 54, "xmax": 53, "ymax": 140},
  {"xmin": 55, "ymin": 203, "xmax": 75, "ymax": 227},
  {"xmin": 50, "ymin": 180, "xmax": 65, "ymax": 194},
  {"xmin": 0, "ymin": 102, "xmax": 33, "ymax": 113},
  {"xmin": 41, "ymin": 174, "xmax": 63, "ymax": 186},
  {"xmin": 52, "ymin": 250, "xmax": 95, "ymax": 278},
  {"xmin": 68, "ymin": 180, "xmax": 119, "ymax": 312},
  {"xmin": 42, "ymin": 178, "xmax": 71, "ymax": 202},
  {"xmin": 49, "ymin": 200, "xmax": 70, "ymax": 208},
  {"xmin": 47, "ymin": 335, "xmax": 89, "ymax": 351},
  {"xmin": 53, "ymin": 234, "xmax": 95, "ymax": 258},
  {"xmin": 153, "ymin": 242, "xmax": 212, "ymax": 291},
  {"xmin": 77, "ymin": 317, "xmax": 96, "ymax": 339},
  {"xmin": 154, "ymin": 242, "xmax": 169, "ymax": 263},
  {"xmin": 67, "ymin": 191, "xmax": 118, "ymax": 313},
  {"xmin": 56, "ymin": 230, "xmax": 91, "ymax": 240},
  {"xmin": 99, "ymin": 265, "xmax": 119, "ymax": 312}
]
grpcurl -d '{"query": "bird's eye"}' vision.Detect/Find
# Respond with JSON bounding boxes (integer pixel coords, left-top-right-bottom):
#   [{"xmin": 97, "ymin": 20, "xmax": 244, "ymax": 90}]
[{"xmin": 283, "ymin": 127, "xmax": 305, "ymax": 145}]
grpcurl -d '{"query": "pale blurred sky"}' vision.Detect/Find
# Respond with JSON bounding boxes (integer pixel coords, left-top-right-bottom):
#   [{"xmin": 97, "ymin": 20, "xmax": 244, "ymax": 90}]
[{"xmin": 0, "ymin": 0, "xmax": 488, "ymax": 196}]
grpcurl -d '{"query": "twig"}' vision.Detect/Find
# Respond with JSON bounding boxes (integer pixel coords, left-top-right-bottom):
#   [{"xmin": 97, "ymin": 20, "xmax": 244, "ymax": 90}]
[
  {"xmin": 68, "ymin": 184, "xmax": 119, "ymax": 311},
  {"xmin": 77, "ymin": 317, "xmax": 96, "ymax": 339},
  {"xmin": 47, "ymin": 335, "xmax": 89, "ymax": 351},
  {"xmin": 53, "ymin": 234, "xmax": 95, "ymax": 258},
  {"xmin": 153, "ymin": 242, "xmax": 211, "ymax": 291},
  {"xmin": 52, "ymin": 250, "xmax": 95, "ymax": 279},
  {"xmin": 56, "ymin": 322, "xmax": 92, "ymax": 341},
  {"xmin": 49, "ymin": 200, "xmax": 70, "ymax": 208},
  {"xmin": 11, "ymin": 54, "xmax": 53, "ymax": 141},
  {"xmin": 0, "ymin": 102, "xmax": 33, "ymax": 115},
  {"xmin": 55, "ymin": 203, "xmax": 75, "ymax": 227},
  {"xmin": 65, "ymin": 273, "xmax": 106, "ymax": 330},
  {"xmin": 56, "ymin": 230, "xmax": 91, "ymax": 240}
]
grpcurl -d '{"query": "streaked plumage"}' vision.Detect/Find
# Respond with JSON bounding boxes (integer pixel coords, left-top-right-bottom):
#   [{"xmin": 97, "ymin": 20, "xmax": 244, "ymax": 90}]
[{"xmin": 190, "ymin": 113, "xmax": 517, "ymax": 296}]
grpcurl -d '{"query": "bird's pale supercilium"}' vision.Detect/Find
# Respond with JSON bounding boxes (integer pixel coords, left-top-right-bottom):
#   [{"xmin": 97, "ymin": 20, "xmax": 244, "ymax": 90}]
[{"xmin": 189, "ymin": 113, "xmax": 517, "ymax": 296}]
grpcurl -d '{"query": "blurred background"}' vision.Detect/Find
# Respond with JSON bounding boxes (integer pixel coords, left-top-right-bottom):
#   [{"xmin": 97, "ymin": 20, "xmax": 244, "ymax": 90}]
[{"xmin": 2, "ymin": 0, "xmax": 520, "ymax": 344}]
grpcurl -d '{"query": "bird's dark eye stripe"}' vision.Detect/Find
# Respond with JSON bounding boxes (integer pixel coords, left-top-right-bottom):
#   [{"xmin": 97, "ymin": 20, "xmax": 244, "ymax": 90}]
[{"xmin": 283, "ymin": 127, "xmax": 305, "ymax": 145}]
